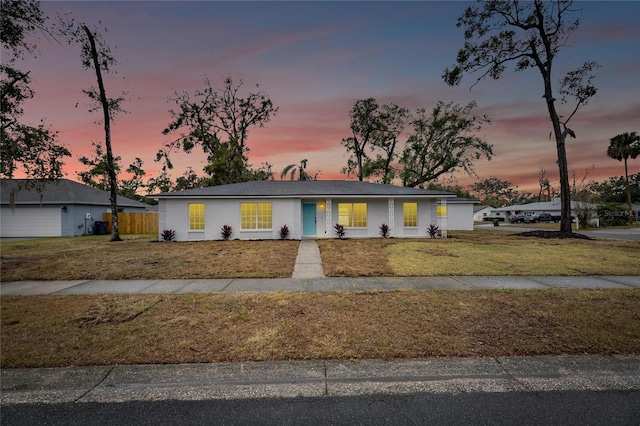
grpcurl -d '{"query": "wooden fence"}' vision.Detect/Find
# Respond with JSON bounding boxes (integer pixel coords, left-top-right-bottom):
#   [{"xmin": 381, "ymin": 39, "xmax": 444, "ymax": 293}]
[{"xmin": 103, "ymin": 212, "xmax": 158, "ymax": 235}]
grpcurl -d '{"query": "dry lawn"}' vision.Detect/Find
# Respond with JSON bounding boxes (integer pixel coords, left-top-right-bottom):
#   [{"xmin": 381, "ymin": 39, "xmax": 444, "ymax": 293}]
[
  {"xmin": 0, "ymin": 235, "xmax": 299, "ymax": 281},
  {"xmin": 319, "ymin": 230, "xmax": 640, "ymax": 276},
  {"xmin": 2, "ymin": 289, "xmax": 639, "ymax": 368},
  {"xmin": 317, "ymin": 238, "xmax": 395, "ymax": 276},
  {"xmin": 3, "ymin": 230, "xmax": 639, "ymax": 280}
]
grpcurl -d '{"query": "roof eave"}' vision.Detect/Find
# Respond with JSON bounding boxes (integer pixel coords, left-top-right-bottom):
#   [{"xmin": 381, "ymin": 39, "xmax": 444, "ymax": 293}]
[{"xmin": 154, "ymin": 193, "xmax": 457, "ymax": 199}]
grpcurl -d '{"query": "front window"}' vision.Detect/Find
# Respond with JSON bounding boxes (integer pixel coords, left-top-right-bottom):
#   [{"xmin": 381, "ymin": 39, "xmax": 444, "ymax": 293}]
[
  {"xmin": 403, "ymin": 202, "xmax": 417, "ymax": 227},
  {"xmin": 338, "ymin": 203, "xmax": 367, "ymax": 228},
  {"xmin": 241, "ymin": 202, "xmax": 272, "ymax": 230},
  {"xmin": 189, "ymin": 203, "xmax": 205, "ymax": 230}
]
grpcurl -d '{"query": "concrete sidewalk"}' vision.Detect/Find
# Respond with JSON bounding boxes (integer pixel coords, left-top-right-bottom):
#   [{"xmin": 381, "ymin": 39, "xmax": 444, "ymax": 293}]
[
  {"xmin": 1, "ymin": 275, "xmax": 639, "ymax": 295},
  {"xmin": 2, "ymin": 355, "xmax": 639, "ymax": 404}
]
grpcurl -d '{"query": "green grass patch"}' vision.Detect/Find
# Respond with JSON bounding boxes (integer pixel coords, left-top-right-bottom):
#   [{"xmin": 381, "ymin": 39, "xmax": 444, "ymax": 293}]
[{"xmin": 320, "ymin": 230, "xmax": 640, "ymax": 276}]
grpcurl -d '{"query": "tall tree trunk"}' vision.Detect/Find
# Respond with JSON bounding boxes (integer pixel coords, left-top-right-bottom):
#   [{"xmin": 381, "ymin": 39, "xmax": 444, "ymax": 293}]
[
  {"xmin": 555, "ymin": 135, "xmax": 573, "ymax": 233},
  {"xmin": 83, "ymin": 25, "xmax": 121, "ymax": 242},
  {"xmin": 542, "ymin": 73, "xmax": 573, "ymax": 233},
  {"xmin": 624, "ymin": 157, "xmax": 633, "ymax": 225},
  {"xmin": 357, "ymin": 148, "xmax": 364, "ymax": 182}
]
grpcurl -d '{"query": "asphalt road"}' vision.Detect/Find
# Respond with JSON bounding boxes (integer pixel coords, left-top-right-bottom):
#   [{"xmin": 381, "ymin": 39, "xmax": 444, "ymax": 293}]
[
  {"xmin": 3, "ymin": 356, "xmax": 639, "ymax": 425},
  {"xmin": 3, "ymin": 390, "xmax": 640, "ymax": 426},
  {"xmin": 474, "ymin": 223, "xmax": 640, "ymax": 240}
]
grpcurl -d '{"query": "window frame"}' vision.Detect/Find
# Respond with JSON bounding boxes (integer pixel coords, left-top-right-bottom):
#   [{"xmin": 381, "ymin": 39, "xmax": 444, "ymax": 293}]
[
  {"xmin": 189, "ymin": 203, "xmax": 205, "ymax": 230},
  {"xmin": 337, "ymin": 202, "xmax": 368, "ymax": 228},
  {"xmin": 403, "ymin": 202, "xmax": 418, "ymax": 228},
  {"xmin": 240, "ymin": 202, "xmax": 273, "ymax": 230}
]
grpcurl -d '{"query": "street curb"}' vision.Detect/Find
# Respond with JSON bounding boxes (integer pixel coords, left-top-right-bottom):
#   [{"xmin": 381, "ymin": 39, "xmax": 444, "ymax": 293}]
[{"xmin": 2, "ymin": 355, "xmax": 639, "ymax": 404}]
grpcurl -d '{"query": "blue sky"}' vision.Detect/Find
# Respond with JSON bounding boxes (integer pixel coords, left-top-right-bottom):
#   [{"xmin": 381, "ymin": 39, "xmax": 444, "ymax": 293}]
[{"xmin": 17, "ymin": 1, "xmax": 640, "ymax": 192}]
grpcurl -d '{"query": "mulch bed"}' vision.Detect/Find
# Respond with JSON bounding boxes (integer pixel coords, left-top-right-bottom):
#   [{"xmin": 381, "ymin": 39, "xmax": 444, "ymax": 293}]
[{"xmin": 517, "ymin": 230, "xmax": 592, "ymax": 239}]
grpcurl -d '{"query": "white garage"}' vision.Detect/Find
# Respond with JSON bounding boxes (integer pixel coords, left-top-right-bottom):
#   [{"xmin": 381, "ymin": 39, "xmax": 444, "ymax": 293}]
[{"xmin": 1, "ymin": 206, "xmax": 62, "ymax": 237}]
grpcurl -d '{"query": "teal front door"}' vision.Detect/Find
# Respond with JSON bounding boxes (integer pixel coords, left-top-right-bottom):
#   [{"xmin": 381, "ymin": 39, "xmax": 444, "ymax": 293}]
[{"xmin": 302, "ymin": 203, "xmax": 317, "ymax": 236}]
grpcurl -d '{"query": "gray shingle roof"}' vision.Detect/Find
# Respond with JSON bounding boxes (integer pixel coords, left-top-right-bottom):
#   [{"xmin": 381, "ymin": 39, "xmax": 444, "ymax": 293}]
[
  {"xmin": 0, "ymin": 179, "xmax": 150, "ymax": 208},
  {"xmin": 155, "ymin": 180, "xmax": 456, "ymax": 199},
  {"xmin": 446, "ymin": 197, "xmax": 480, "ymax": 204}
]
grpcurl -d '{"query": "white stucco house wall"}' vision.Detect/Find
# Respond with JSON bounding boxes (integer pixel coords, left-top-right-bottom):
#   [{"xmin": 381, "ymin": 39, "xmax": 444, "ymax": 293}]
[
  {"xmin": 444, "ymin": 198, "xmax": 479, "ymax": 231},
  {"xmin": 1, "ymin": 179, "xmax": 151, "ymax": 237},
  {"xmin": 155, "ymin": 180, "xmax": 474, "ymax": 241}
]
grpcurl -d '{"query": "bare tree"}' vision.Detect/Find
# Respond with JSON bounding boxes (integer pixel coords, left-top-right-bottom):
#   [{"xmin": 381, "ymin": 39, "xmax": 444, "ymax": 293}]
[
  {"xmin": 341, "ymin": 98, "xmax": 384, "ymax": 181},
  {"xmin": 61, "ymin": 18, "xmax": 126, "ymax": 241},
  {"xmin": 537, "ymin": 167, "xmax": 553, "ymax": 202},
  {"xmin": 342, "ymin": 99, "xmax": 491, "ymax": 187},
  {"xmin": 160, "ymin": 76, "xmax": 278, "ymax": 186},
  {"xmin": 443, "ymin": 0, "xmax": 598, "ymax": 234},
  {"xmin": 470, "ymin": 176, "xmax": 526, "ymax": 208},
  {"xmin": 363, "ymin": 103, "xmax": 410, "ymax": 184},
  {"xmin": 82, "ymin": 25, "xmax": 122, "ymax": 241},
  {"xmin": 400, "ymin": 101, "xmax": 492, "ymax": 188},
  {"xmin": 571, "ymin": 165, "xmax": 597, "ymax": 229}
]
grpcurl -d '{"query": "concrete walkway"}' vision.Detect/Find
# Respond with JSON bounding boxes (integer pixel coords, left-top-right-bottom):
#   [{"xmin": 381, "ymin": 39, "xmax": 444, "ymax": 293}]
[
  {"xmin": 2, "ymin": 355, "xmax": 639, "ymax": 404},
  {"xmin": 1, "ymin": 275, "xmax": 638, "ymax": 295},
  {"xmin": 291, "ymin": 239, "xmax": 324, "ymax": 278}
]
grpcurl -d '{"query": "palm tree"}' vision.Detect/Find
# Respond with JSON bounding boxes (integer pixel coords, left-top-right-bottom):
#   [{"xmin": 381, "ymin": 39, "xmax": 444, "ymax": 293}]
[
  {"xmin": 607, "ymin": 132, "xmax": 640, "ymax": 225},
  {"xmin": 281, "ymin": 159, "xmax": 317, "ymax": 181}
]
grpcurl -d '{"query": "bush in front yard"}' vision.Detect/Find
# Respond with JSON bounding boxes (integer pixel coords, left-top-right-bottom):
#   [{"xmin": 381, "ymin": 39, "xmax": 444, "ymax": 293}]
[
  {"xmin": 279, "ymin": 224, "xmax": 290, "ymax": 240},
  {"xmin": 221, "ymin": 225, "xmax": 233, "ymax": 240},
  {"xmin": 161, "ymin": 229, "xmax": 176, "ymax": 242}
]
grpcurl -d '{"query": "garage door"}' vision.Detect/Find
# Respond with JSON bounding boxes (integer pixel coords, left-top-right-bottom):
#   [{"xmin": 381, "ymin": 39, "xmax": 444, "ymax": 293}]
[{"xmin": 1, "ymin": 207, "xmax": 61, "ymax": 237}]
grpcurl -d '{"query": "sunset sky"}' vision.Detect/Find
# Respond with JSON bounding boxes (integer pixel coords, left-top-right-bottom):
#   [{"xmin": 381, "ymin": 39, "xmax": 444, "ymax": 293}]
[{"xmin": 17, "ymin": 1, "xmax": 640, "ymax": 193}]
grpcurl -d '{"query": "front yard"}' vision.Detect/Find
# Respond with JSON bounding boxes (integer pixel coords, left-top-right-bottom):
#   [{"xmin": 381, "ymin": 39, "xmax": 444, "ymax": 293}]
[
  {"xmin": 1, "ymin": 230, "xmax": 639, "ymax": 281},
  {"xmin": 2, "ymin": 231, "xmax": 639, "ymax": 368},
  {"xmin": 318, "ymin": 230, "xmax": 640, "ymax": 276},
  {"xmin": 0, "ymin": 236, "xmax": 299, "ymax": 281}
]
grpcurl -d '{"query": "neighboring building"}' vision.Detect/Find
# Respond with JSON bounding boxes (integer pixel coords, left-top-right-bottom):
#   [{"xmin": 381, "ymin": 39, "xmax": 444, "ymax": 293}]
[
  {"xmin": 473, "ymin": 205, "xmax": 492, "ymax": 222},
  {"xmin": 155, "ymin": 180, "xmax": 475, "ymax": 241},
  {"xmin": 472, "ymin": 205, "xmax": 508, "ymax": 222},
  {"xmin": 1, "ymin": 179, "xmax": 152, "ymax": 237},
  {"xmin": 493, "ymin": 197, "xmax": 597, "ymax": 222}
]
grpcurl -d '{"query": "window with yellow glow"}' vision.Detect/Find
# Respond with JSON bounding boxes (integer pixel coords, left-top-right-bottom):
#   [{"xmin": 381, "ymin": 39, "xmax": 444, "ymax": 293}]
[
  {"xmin": 403, "ymin": 202, "xmax": 417, "ymax": 227},
  {"xmin": 241, "ymin": 202, "xmax": 272, "ymax": 230},
  {"xmin": 338, "ymin": 203, "xmax": 367, "ymax": 228},
  {"xmin": 189, "ymin": 203, "xmax": 205, "ymax": 230}
]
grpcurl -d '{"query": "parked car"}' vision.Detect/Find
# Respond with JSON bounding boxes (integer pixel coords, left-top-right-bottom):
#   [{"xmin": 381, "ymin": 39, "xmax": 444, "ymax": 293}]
[
  {"xmin": 536, "ymin": 213, "xmax": 560, "ymax": 223},
  {"xmin": 508, "ymin": 213, "xmax": 527, "ymax": 223},
  {"xmin": 516, "ymin": 212, "xmax": 561, "ymax": 223}
]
